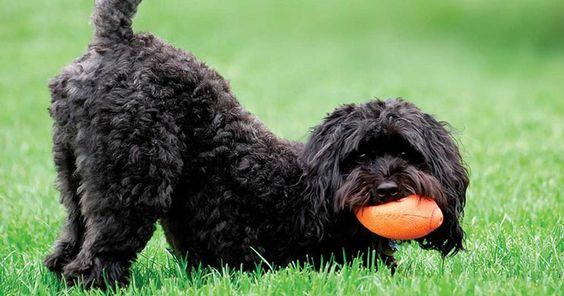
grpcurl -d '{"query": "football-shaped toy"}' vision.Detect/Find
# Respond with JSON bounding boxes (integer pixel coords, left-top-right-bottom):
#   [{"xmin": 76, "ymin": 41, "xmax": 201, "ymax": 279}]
[{"xmin": 355, "ymin": 195, "xmax": 443, "ymax": 240}]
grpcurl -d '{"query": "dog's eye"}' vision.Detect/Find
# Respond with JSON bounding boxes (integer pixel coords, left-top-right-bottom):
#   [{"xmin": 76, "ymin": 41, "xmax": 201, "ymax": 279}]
[{"xmin": 399, "ymin": 151, "xmax": 407, "ymax": 157}]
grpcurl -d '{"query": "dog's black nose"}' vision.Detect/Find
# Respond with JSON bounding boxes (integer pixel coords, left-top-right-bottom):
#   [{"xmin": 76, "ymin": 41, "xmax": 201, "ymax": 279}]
[{"xmin": 376, "ymin": 181, "xmax": 399, "ymax": 198}]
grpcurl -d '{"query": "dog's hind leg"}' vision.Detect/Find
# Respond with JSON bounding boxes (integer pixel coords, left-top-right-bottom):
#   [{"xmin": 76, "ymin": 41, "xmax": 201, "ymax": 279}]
[
  {"xmin": 62, "ymin": 194, "xmax": 160, "ymax": 288},
  {"xmin": 44, "ymin": 136, "xmax": 85, "ymax": 273},
  {"xmin": 61, "ymin": 117, "xmax": 183, "ymax": 288}
]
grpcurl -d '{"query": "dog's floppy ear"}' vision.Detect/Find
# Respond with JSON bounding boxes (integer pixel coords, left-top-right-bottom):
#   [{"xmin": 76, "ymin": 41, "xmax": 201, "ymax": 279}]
[
  {"xmin": 298, "ymin": 104, "xmax": 368, "ymax": 239},
  {"xmin": 402, "ymin": 111, "xmax": 469, "ymax": 255}
]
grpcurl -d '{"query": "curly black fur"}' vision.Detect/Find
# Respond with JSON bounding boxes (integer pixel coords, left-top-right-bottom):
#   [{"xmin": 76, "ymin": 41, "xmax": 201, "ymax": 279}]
[{"xmin": 44, "ymin": 0, "xmax": 469, "ymax": 288}]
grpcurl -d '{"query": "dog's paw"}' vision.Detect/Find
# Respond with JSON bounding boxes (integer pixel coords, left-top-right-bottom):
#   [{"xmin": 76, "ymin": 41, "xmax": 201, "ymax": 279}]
[
  {"xmin": 44, "ymin": 242, "xmax": 77, "ymax": 273},
  {"xmin": 63, "ymin": 256, "xmax": 129, "ymax": 289}
]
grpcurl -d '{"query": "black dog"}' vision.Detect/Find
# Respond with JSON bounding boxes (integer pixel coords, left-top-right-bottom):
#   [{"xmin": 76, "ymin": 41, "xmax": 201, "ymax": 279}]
[{"xmin": 45, "ymin": 0, "xmax": 469, "ymax": 288}]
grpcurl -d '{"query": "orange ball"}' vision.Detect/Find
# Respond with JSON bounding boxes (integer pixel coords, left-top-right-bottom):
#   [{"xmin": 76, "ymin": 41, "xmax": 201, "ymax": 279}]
[{"xmin": 354, "ymin": 195, "xmax": 443, "ymax": 240}]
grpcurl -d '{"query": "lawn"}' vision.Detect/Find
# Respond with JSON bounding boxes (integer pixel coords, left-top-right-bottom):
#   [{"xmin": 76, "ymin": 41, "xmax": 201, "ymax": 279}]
[{"xmin": 0, "ymin": 0, "xmax": 562, "ymax": 295}]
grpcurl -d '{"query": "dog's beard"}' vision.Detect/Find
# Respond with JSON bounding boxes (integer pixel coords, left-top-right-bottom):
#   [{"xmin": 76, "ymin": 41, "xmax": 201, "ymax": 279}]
[{"xmin": 334, "ymin": 155, "xmax": 447, "ymax": 211}]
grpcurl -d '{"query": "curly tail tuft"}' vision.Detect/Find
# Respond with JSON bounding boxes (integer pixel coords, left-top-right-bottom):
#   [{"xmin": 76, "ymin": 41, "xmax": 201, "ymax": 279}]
[{"xmin": 92, "ymin": 0, "xmax": 142, "ymax": 42}]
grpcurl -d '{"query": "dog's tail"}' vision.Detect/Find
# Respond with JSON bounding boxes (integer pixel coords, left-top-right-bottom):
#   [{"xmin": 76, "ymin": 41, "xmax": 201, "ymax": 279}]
[{"xmin": 92, "ymin": 0, "xmax": 142, "ymax": 42}]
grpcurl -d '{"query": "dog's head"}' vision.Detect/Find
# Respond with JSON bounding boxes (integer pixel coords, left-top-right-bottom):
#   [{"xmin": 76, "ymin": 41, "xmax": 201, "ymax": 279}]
[{"xmin": 300, "ymin": 99, "xmax": 468, "ymax": 256}]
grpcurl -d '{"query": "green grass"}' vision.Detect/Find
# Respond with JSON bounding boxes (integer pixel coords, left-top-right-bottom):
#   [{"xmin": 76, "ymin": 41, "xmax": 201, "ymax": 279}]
[{"xmin": 1, "ymin": 0, "xmax": 563, "ymax": 295}]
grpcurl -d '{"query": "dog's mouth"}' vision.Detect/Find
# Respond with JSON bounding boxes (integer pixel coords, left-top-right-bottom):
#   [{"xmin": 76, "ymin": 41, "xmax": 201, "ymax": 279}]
[
  {"xmin": 346, "ymin": 190, "xmax": 414, "ymax": 212},
  {"xmin": 367, "ymin": 194, "xmax": 403, "ymax": 206},
  {"xmin": 334, "ymin": 163, "xmax": 445, "ymax": 212}
]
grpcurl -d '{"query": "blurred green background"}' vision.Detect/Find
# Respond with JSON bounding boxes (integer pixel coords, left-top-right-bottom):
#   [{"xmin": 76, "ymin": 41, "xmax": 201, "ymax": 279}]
[{"xmin": 0, "ymin": 0, "xmax": 562, "ymax": 295}]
